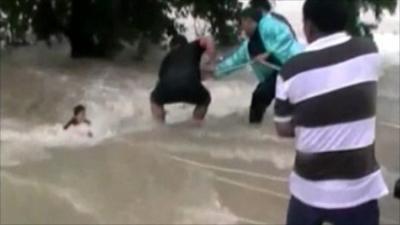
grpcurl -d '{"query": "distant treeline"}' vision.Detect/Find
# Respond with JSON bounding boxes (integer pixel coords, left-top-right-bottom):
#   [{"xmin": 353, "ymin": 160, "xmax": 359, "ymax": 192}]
[{"xmin": 0, "ymin": 0, "xmax": 397, "ymax": 58}]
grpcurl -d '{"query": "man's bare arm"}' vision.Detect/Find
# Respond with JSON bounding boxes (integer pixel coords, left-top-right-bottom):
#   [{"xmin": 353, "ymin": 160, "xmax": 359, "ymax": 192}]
[{"xmin": 275, "ymin": 120, "xmax": 295, "ymax": 138}]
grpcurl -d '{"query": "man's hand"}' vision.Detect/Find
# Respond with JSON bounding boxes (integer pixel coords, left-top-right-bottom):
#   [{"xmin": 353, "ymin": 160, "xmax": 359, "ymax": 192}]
[
  {"xmin": 200, "ymin": 64, "xmax": 216, "ymax": 80},
  {"xmin": 254, "ymin": 53, "xmax": 270, "ymax": 64},
  {"xmin": 254, "ymin": 53, "xmax": 281, "ymax": 71},
  {"xmin": 275, "ymin": 121, "xmax": 295, "ymax": 138}
]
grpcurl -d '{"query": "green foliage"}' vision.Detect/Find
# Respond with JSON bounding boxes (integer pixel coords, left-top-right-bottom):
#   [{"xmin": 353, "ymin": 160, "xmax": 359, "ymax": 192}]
[
  {"xmin": 0, "ymin": 0, "xmax": 35, "ymax": 44},
  {"xmin": 359, "ymin": 0, "xmax": 398, "ymax": 21},
  {"xmin": 1, "ymin": 0, "xmax": 241, "ymax": 51},
  {"xmin": 118, "ymin": 0, "xmax": 176, "ymax": 42},
  {"xmin": 171, "ymin": 0, "xmax": 242, "ymax": 45},
  {"xmin": 346, "ymin": 0, "xmax": 398, "ymax": 37},
  {"xmin": 0, "ymin": 0, "xmax": 397, "ymax": 56}
]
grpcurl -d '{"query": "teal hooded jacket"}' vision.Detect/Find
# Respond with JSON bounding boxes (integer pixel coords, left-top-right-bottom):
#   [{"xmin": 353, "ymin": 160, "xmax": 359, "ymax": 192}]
[{"xmin": 215, "ymin": 13, "xmax": 303, "ymax": 82}]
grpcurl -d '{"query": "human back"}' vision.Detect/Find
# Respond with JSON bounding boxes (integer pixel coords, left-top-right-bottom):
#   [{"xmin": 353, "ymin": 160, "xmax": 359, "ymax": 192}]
[
  {"xmin": 159, "ymin": 40, "xmax": 205, "ymax": 87},
  {"xmin": 284, "ymin": 35, "xmax": 381, "ymax": 178},
  {"xmin": 150, "ymin": 36, "xmax": 215, "ymax": 124},
  {"xmin": 274, "ymin": 1, "xmax": 388, "ymax": 224},
  {"xmin": 258, "ymin": 13, "xmax": 302, "ymax": 65}
]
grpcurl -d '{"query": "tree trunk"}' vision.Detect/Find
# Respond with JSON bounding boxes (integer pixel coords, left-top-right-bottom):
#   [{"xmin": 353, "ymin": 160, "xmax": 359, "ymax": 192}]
[
  {"xmin": 67, "ymin": 0, "xmax": 99, "ymax": 58},
  {"xmin": 66, "ymin": 0, "xmax": 119, "ymax": 58}
]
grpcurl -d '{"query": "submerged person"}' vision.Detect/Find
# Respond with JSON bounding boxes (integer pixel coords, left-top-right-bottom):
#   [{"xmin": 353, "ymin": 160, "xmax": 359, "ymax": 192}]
[
  {"xmin": 150, "ymin": 35, "xmax": 216, "ymax": 124},
  {"xmin": 64, "ymin": 104, "xmax": 93, "ymax": 138},
  {"xmin": 213, "ymin": 7, "xmax": 302, "ymax": 124}
]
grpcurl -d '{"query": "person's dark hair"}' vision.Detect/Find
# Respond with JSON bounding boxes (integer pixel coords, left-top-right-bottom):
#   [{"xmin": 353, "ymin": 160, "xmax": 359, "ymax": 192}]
[
  {"xmin": 303, "ymin": 0, "xmax": 349, "ymax": 33},
  {"xmin": 250, "ymin": 0, "xmax": 272, "ymax": 12},
  {"xmin": 240, "ymin": 7, "xmax": 263, "ymax": 23},
  {"xmin": 74, "ymin": 105, "xmax": 86, "ymax": 116},
  {"xmin": 169, "ymin": 34, "xmax": 188, "ymax": 49}
]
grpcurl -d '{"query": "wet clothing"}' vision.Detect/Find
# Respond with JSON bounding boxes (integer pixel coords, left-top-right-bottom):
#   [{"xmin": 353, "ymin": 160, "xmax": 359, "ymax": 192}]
[
  {"xmin": 151, "ymin": 40, "xmax": 211, "ymax": 106},
  {"xmin": 395, "ymin": 179, "xmax": 400, "ymax": 199},
  {"xmin": 151, "ymin": 83, "xmax": 210, "ymax": 106},
  {"xmin": 215, "ymin": 12, "xmax": 302, "ymax": 123},
  {"xmin": 215, "ymin": 12, "xmax": 303, "ymax": 81},
  {"xmin": 275, "ymin": 32, "xmax": 388, "ymax": 209},
  {"xmin": 64, "ymin": 118, "xmax": 91, "ymax": 130},
  {"xmin": 249, "ymin": 72, "xmax": 277, "ymax": 123},
  {"xmin": 271, "ymin": 12, "xmax": 297, "ymax": 40},
  {"xmin": 170, "ymin": 34, "xmax": 188, "ymax": 48},
  {"xmin": 246, "ymin": 16, "xmax": 280, "ymax": 123},
  {"xmin": 287, "ymin": 197, "xmax": 379, "ymax": 225}
]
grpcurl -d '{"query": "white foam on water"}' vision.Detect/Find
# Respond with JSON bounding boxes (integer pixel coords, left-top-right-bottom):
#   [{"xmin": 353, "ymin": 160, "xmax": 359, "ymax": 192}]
[
  {"xmin": 381, "ymin": 166, "xmax": 400, "ymax": 190},
  {"xmin": 174, "ymin": 172, "xmax": 266, "ymax": 225},
  {"xmin": 177, "ymin": 204, "xmax": 240, "ymax": 225},
  {"xmin": 375, "ymin": 33, "xmax": 400, "ymax": 66},
  {"xmin": 210, "ymin": 147, "xmax": 294, "ymax": 169},
  {"xmin": 1, "ymin": 172, "xmax": 101, "ymax": 223},
  {"xmin": 0, "ymin": 70, "xmax": 259, "ymax": 167},
  {"xmin": 1, "ymin": 9, "xmax": 399, "ymax": 222},
  {"xmin": 0, "ymin": 121, "xmax": 97, "ymax": 167}
]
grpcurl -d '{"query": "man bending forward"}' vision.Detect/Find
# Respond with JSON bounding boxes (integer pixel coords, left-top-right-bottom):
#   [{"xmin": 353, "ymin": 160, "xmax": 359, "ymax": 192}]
[{"xmin": 150, "ymin": 36, "xmax": 215, "ymax": 124}]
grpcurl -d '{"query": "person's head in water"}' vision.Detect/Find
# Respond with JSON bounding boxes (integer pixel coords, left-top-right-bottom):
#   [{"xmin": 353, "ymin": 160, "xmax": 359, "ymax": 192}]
[
  {"xmin": 303, "ymin": 0, "xmax": 349, "ymax": 43},
  {"xmin": 73, "ymin": 105, "xmax": 87, "ymax": 124},
  {"xmin": 250, "ymin": 0, "xmax": 272, "ymax": 13},
  {"xmin": 64, "ymin": 104, "xmax": 91, "ymax": 133},
  {"xmin": 169, "ymin": 35, "xmax": 188, "ymax": 50},
  {"xmin": 240, "ymin": 7, "xmax": 263, "ymax": 38}
]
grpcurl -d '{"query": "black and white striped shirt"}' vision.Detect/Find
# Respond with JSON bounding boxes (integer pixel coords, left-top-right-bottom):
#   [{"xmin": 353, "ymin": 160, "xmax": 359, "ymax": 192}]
[{"xmin": 275, "ymin": 32, "xmax": 388, "ymax": 209}]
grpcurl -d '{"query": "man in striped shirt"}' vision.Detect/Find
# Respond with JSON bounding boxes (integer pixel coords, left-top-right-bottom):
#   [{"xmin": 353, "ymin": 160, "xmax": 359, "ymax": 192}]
[{"xmin": 274, "ymin": 1, "xmax": 388, "ymax": 225}]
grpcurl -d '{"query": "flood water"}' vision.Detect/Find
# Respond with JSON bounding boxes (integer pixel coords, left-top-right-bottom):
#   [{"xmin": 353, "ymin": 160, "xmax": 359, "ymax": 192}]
[{"xmin": 0, "ymin": 33, "xmax": 399, "ymax": 224}]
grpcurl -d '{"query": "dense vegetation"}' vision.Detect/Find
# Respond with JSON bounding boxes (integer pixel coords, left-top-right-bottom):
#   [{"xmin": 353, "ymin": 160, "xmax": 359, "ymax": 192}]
[
  {"xmin": 0, "ymin": 0, "xmax": 397, "ymax": 58},
  {"xmin": 347, "ymin": 0, "xmax": 398, "ymax": 37}
]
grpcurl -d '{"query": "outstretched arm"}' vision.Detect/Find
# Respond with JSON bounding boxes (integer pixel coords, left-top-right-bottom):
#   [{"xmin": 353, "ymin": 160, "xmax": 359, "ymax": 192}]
[
  {"xmin": 63, "ymin": 119, "xmax": 75, "ymax": 130},
  {"xmin": 214, "ymin": 41, "xmax": 251, "ymax": 79},
  {"xmin": 199, "ymin": 37, "xmax": 216, "ymax": 62}
]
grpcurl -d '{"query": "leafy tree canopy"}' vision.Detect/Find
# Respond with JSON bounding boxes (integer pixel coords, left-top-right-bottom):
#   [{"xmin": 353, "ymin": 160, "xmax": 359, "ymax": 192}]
[{"xmin": 0, "ymin": 0, "xmax": 397, "ymax": 58}]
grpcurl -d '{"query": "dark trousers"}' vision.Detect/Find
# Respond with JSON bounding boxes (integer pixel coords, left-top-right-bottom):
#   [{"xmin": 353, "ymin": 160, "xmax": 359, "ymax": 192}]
[
  {"xmin": 395, "ymin": 178, "xmax": 400, "ymax": 199},
  {"xmin": 249, "ymin": 73, "xmax": 277, "ymax": 124},
  {"xmin": 286, "ymin": 196, "xmax": 380, "ymax": 225}
]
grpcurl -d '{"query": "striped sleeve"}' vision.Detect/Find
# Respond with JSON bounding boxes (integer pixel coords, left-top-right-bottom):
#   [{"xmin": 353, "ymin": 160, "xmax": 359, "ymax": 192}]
[{"xmin": 274, "ymin": 74, "xmax": 293, "ymax": 123}]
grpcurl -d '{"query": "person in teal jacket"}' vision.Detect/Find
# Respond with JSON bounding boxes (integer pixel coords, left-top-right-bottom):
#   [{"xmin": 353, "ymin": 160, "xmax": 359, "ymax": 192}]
[{"xmin": 214, "ymin": 7, "xmax": 303, "ymax": 124}]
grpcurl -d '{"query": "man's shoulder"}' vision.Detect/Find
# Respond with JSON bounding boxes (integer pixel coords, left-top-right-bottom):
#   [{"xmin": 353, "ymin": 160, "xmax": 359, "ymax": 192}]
[
  {"xmin": 279, "ymin": 52, "xmax": 314, "ymax": 81},
  {"xmin": 280, "ymin": 37, "xmax": 379, "ymax": 81},
  {"xmin": 161, "ymin": 51, "xmax": 174, "ymax": 66},
  {"xmin": 348, "ymin": 36, "xmax": 378, "ymax": 52},
  {"xmin": 260, "ymin": 12, "xmax": 289, "ymax": 29},
  {"xmin": 270, "ymin": 12, "xmax": 290, "ymax": 24},
  {"xmin": 259, "ymin": 13, "xmax": 276, "ymax": 29}
]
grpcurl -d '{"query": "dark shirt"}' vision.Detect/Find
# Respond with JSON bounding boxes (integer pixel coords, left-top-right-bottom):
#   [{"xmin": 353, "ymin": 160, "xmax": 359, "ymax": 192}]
[
  {"xmin": 248, "ymin": 25, "xmax": 281, "ymax": 67},
  {"xmin": 159, "ymin": 40, "xmax": 205, "ymax": 88}
]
